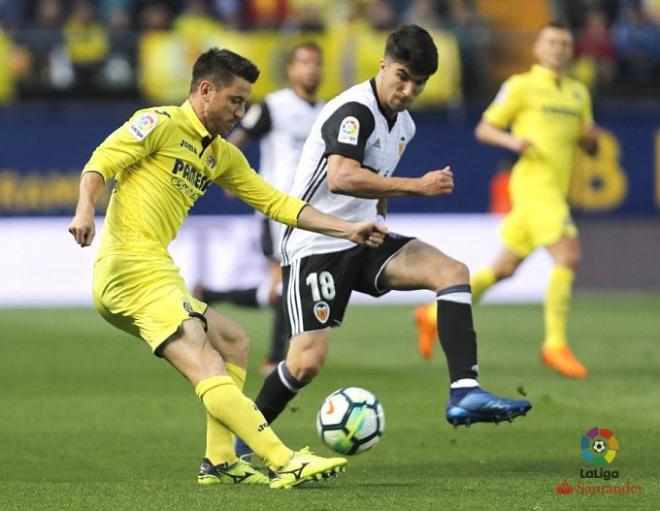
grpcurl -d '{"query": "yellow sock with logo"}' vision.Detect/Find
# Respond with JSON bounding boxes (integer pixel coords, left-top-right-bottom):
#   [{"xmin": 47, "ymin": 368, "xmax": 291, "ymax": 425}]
[
  {"xmin": 470, "ymin": 267, "xmax": 496, "ymax": 303},
  {"xmin": 203, "ymin": 364, "xmax": 246, "ymax": 466},
  {"xmin": 544, "ymin": 266, "xmax": 574, "ymax": 348},
  {"xmin": 196, "ymin": 375, "xmax": 292, "ymax": 469}
]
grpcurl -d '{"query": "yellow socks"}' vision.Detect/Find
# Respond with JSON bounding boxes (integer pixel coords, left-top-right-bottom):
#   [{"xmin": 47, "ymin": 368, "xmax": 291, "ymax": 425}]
[
  {"xmin": 196, "ymin": 375, "xmax": 292, "ymax": 468},
  {"xmin": 544, "ymin": 266, "xmax": 574, "ymax": 348},
  {"xmin": 225, "ymin": 363, "xmax": 246, "ymax": 390},
  {"xmin": 470, "ymin": 267, "xmax": 496, "ymax": 304},
  {"xmin": 203, "ymin": 363, "xmax": 246, "ymax": 466}
]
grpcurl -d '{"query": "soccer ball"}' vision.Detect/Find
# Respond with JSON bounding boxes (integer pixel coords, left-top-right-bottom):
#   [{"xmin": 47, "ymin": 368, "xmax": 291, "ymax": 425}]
[
  {"xmin": 316, "ymin": 387, "xmax": 385, "ymax": 455},
  {"xmin": 592, "ymin": 439, "xmax": 607, "ymax": 454}
]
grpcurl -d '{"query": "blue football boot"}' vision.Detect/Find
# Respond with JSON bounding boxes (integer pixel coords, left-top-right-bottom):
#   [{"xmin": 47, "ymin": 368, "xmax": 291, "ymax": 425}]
[
  {"xmin": 234, "ymin": 436, "xmax": 253, "ymax": 461},
  {"xmin": 446, "ymin": 386, "xmax": 532, "ymax": 427}
]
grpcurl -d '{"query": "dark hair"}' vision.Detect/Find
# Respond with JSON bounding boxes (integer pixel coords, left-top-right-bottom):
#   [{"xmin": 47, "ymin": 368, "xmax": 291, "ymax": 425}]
[
  {"xmin": 384, "ymin": 24, "xmax": 438, "ymax": 77},
  {"xmin": 543, "ymin": 20, "xmax": 570, "ymax": 31},
  {"xmin": 190, "ymin": 48, "xmax": 260, "ymax": 92},
  {"xmin": 286, "ymin": 41, "xmax": 323, "ymax": 66}
]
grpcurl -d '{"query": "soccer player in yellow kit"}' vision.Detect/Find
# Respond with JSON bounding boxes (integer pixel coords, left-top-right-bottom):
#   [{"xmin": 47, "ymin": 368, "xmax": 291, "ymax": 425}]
[
  {"xmin": 68, "ymin": 48, "xmax": 387, "ymax": 489},
  {"xmin": 415, "ymin": 22, "xmax": 599, "ymax": 378}
]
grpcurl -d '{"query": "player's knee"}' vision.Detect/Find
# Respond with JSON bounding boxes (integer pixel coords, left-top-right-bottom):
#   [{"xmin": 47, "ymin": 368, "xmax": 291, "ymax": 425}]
[
  {"xmin": 434, "ymin": 259, "xmax": 469, "ymax": 289},
  {"xmin": 559, "ymin": 249, "xmax": 581, "ymax": 269}
]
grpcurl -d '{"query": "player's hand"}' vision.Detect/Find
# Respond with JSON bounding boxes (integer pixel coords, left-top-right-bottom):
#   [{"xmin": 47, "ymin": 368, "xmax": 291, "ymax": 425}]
[
  {"xmin": 418, "ymin": 167, "xmax": 454, "ymax": 197},
  {"xmin": 511, "ymin": 137, "xmax": 533, "ymax": 154},
  {"xmin": 68, "ymin": 211, "xmax": 96, "ymax": 247},
  {"xmin": 348, "ymin": 221, "xmax": 388, "ymax": 248}
]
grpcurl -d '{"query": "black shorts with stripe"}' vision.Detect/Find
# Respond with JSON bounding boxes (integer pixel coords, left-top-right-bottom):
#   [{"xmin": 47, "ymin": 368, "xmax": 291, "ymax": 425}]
[{"xmin": 282, "ymin": 233, "xmax": 414, "ymax": 336}]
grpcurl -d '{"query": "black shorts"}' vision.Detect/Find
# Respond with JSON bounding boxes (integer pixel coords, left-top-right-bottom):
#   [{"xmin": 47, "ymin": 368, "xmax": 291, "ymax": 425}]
[{"xmin": 282, "ymin": 233, "xmax": 414, "ymax": 336}]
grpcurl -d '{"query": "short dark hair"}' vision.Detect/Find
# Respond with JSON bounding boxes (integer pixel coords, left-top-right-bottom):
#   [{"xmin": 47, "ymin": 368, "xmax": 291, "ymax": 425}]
[
  {"xmin": 384, "ymin": 24, "xmax": 438, "ymax": 77},
  {"xmin": 190, "ymin": 48, "xmax": 260, "ymax": 92},
  {"xmin": 543, "ymin": 20, "xmax": 570, "ymax": 31},
  {"xmin": 286, "ymin": 41, "xmax": 323, "ymax": 66}
]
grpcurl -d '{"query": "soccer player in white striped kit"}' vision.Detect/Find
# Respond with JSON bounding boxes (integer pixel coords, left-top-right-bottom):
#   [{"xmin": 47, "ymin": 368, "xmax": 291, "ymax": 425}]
[{"xmin": 237, "ymin": 26, "xmax": 531, "ymax": 457}]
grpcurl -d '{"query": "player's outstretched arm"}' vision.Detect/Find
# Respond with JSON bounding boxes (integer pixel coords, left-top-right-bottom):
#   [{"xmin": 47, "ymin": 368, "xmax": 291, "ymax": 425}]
[
  {"xmin": 68, "ymin": 171, "xmax": 105, "ymax": 247},
  {"xmin": 578, "ymin": 123, "xmax": 600, "ymax": 156},
  {"xmin": 475, "ymin": 119, "xmax": 532, "ymax": 154},
  {"xmin": 327, "ymin": 154, "xmax": 454, "ymax": 199},
  {"xmin": 297, "ymin": 205, "xmax": 387, "ymax": 248}
]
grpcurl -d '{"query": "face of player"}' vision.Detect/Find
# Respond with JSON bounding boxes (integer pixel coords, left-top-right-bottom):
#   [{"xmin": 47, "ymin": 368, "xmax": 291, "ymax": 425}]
[
  {"xmin": 377, "ymin": 58, "xmax": 429, "ymax": 114},
  {"xmin": 534, "ymin": 27, "xmax": 573, "ymax": 72},
  {"xmin": 287, "ymin": 47, "xmax": 323, "ymax": 96},
  {"xmin": 199, "ymin": 76, "xmax": 252, "ymax": 137}
]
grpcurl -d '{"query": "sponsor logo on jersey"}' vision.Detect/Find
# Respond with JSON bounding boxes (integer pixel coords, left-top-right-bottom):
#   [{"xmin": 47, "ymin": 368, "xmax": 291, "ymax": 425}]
[
  {"xmin": 206, "ymin": 154, "xmax": 216, "ymax": 170},
  {"xmin": 372, "ymin": 138, "xmax": 382, "ymax": 149},
  {"xmin": 337, "ymin": 116, "xmax": 360, "ymax": 145},
  {"xmin": 172, "ymin": 158, "xmax": 211, "ymax": 192},
  {"xmin": 128, "ymin": 113, "xmax": 157, "ymax": 141},
  {"xmin": 180, "ymin": 139, "xmax": 198, "ymax": 154},
  {"xmin": 313, "ymin": 301, "xmax": 330, "ymax": 323},
  {"xmin": 398, "ymin": 136, "xmax": 406, "ymax": 155}
]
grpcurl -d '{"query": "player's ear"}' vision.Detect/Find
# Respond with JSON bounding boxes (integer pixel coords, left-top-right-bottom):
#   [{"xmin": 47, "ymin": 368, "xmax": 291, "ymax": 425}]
[{"xmin": 378, "ymin": 58, "xmax": 386, "ymax": 73}]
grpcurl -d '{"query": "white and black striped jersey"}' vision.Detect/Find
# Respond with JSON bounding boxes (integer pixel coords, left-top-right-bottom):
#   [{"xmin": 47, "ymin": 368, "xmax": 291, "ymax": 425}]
[
  {"xmin": 240, "ymin": 88, "xmax": 325, "ymax": 194},
  {"xmin": 281, "ymin": 79, "xmax": 416, "ymax": 265}
]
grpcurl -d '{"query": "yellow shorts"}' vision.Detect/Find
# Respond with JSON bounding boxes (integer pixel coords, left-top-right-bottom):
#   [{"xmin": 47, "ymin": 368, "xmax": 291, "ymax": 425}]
[
  {"xmin": 92, "ymin": 253, "xmax": 207, "ymax": 354},
  {"xmin": 500, "ymin": 197, "xmax": 578, "ymax": 258}
]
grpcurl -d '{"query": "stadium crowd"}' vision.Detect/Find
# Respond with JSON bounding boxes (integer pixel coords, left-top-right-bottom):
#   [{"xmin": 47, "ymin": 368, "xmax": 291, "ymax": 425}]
[{"xmin": 0, "ymin": 0, "xmax": 659, "ymax": 102}]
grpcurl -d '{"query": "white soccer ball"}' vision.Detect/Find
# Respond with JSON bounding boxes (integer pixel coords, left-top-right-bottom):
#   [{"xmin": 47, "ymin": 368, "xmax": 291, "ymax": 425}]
[{"xmin": 316, "ymin": 387, "xmax": 385, "ymax": 455}]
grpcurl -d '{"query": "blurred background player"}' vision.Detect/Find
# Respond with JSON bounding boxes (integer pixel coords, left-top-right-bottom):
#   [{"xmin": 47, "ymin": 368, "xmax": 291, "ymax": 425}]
[
  {"xmin": 195, "ymin": 42, "xmax": 324, "ymax": 375},
  {"xmin": 236, "ymin": 25, "xmax": 531, "ymax": 460},
  {"xmin": 415, "ymin": 21, "xmax": 599, "ymax": 379},
  {"xmin": 67, "ymin": 47, "xmax": 389, "ymax": 488}
]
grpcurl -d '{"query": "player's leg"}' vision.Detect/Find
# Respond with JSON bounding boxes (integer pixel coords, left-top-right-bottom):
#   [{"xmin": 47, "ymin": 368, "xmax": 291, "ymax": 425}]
[
  {"xmin": 541, "ymin": 235, "xmax": 587, "ymax": 378},
  {"xmin": 263, "ymin": 260, "xmax": 288, "ymax": 375},
  {"xmin": 413, "ymin": 247, "xmax": 523, "ymax": 359},
  {"xmin": 237, "ymin": 251, "xmax": 355, "ymax": 457},
  {"xmin": 195, "ymin": 307, "xmax": 257, "ymax": 483},
  {"xmin": 414, "ymin": 209, "xmax": 528, "ymax": 359},
  {"xmin": 382, "ymin": 239, "xmax": 531, "ymax": 425},
  {"xmin": 162, "ymin": 319, "xmax": 346, "ymax": 487}
]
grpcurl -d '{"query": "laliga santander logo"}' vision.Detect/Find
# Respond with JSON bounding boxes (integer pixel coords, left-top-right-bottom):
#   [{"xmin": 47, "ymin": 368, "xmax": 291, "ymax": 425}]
[
  {"xmin": 555, "ymin": 480, "xmax": 574, "ymax": 495},
  {"xmin": 581, "ymin": 427, "xmax": 619, "ymax": 466}
]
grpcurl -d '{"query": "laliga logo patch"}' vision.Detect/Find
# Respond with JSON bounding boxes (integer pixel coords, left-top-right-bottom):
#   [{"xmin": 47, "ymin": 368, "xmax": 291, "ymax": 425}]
[
  {"xmin": 128, "ymin": 113, "xmax": 157, "ymax": 141},
  {"xmin": 206, "ymin": 154, "xmax": 216, "ymax": 169},
  {"xmin": 313, "ymin": 301, "xmax": 330, "ymax": 324},
  {"xmin": 337, "ymin": 116, "xmax": 359, "ymax": 145}
]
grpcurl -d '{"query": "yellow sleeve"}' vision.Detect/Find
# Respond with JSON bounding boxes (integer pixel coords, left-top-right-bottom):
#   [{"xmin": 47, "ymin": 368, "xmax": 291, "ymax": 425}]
[
  {"xmin": 216, "ymin": 144, "xmax": 306, "ymax": 226},
  {"xmin": 82, "ymin": 110, "xmax": 167, "ymax": 181},
  {"xmin": 581, "ymin": 84, "xmax": 594, "ymax": 126},
  {"xmin": 482, "ymin": 76, "xmax": 524, "ymax": 128}
]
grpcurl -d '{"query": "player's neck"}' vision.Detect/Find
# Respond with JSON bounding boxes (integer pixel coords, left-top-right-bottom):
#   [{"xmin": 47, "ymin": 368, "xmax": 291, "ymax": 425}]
[
  {"xmin": 372, "ymin": 77, "xmax": 397, "ymax": 120},
  {"xmin": 537, "ymin": 62, "xmax": 564, "ymax": 78},
  {"xmin": 292, "ymin": 84, "xmax": 317, "ymax": 105}
]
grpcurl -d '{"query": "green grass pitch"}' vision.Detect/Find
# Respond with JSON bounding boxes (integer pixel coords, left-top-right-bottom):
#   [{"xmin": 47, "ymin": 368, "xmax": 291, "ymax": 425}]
[{"xmin": 1, "ymin": 294, "xmax": 659, "ymax": 510}]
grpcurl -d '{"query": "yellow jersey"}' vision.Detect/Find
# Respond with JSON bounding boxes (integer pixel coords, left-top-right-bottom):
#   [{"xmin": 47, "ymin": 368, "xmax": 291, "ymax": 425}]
[
  {"xmin": 84, "ymin": 100, "xmax": 305, "ymax": 259},
  {"xmin": 483, "ymin": 65, "xmax": 593, "ymax": 201}
]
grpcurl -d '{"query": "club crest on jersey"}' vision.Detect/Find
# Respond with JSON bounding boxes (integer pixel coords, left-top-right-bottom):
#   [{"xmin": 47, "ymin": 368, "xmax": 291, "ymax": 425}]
[
  {"xmin": 338, "ymin": 116, "xmax": 360, "ymax": 145},
  {"xmin": 313, "ymin": 301, "xmax": 330, "ymax": 324},
  {"xmin": 398, "ymin": 136, "xmax": 406, "ymax": 155},
  {"xmin": 129, "ymin": 113, "xmax": 157, "ymax": 141},
  {"xmin": 206, "ymin": 154, "xmax": 216, "ymax": 169}
]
